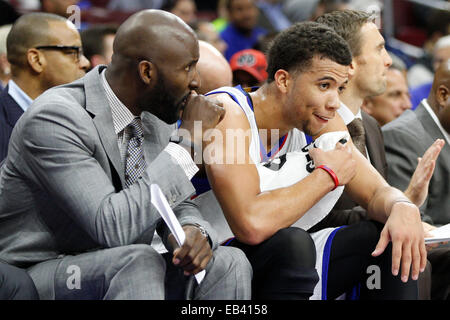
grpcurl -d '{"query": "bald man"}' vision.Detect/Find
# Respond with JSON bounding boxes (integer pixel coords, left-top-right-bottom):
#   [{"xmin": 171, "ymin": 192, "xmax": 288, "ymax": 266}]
[
  {"xmin": 0, "ymin": 10, "xmax": 251, "ymax": 300},
  {"xmin": 0, "ymin": 12, "xmax": 90, "ymax": 161},
  {"xmin": 197, "ymin": 40, "xmax": 232, "ymax": 94}
]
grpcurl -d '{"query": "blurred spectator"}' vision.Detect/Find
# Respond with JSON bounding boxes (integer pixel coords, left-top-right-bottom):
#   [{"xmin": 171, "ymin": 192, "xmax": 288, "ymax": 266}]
[
  {"xmin": 282, "ymin": 0, "xmax": 319, "ymax": 23},
  {"xmin": 220, "ymin": 0, "xmax": 267, "ymax": 61},
  {"xmin": 81, "ymin": 24, "xmax": 117, "ymax": 70},
  {"xmin": 193, "ymin": 20, "xmax": 227, "ymax": 56},
  {"xmin": 212, "ymin": 0, "xmax": 229, "ymax": 33},
  {"xmin": 197, "ymin": 40, "xmax": 232, "ymax": 94},
  {"xmin": 0, "ymin": 12, "xmax": 90, "ymax": 161},
  {"xmin": 161, "ymin": 0, "xmax": 197, "ymax": 25},
  {"xmin": 107, "ymin": 0, "xmax": 164, "ymax": 11},
  {"xmin": 311, "ymin": 0, "xmax": 350, "ymax": 20},
  {"xmin": 255, "ymin": 0, "xmax": 291, "ymax": 33},
  {"xmin": 410, "ymin": 35, "xmax": 450, "ymax": 110},
  {"xmin": 0, "ymin": 24, "xmax": 11, "ymax": 90},
  {"xmin": 362, "ymin": 64, "xmax": 412, "ymax": 127},
  {"xmin": 40, "ymin": 0, "xmax": 80, "ymax": 18},
  {"xmin": 252, "ymin": 31, "xmax": 278, "ymax": 54},
  {"xmin": 229, "ymin": 48, "xmax": 267, "ymax": 87}
]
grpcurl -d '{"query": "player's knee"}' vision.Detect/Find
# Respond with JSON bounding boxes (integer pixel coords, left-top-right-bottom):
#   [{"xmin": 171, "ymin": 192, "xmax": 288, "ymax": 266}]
[{"xmin": 270, "ymin": 227, "xmax": 316, "ymax": 268}]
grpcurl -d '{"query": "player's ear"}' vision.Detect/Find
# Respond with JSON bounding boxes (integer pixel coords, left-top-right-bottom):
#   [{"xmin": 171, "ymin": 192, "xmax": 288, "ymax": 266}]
[{"xmin": 274, "ymin": 69, "xmax": 290, "ymax": 94}]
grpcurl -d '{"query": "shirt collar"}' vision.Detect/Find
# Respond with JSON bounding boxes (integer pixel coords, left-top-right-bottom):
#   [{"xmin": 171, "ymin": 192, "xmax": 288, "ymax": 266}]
[
  {"xmin": 7, "ymin": 79, "xmax": 33, "ymax": 112},
  {"xmin": 100, "ymin": 68, "xmax": 135, "ymax": 134},
  {"xmin": 421, "ymin": 98, "xmax": 450, "ymax": 145},
  {"xmin": 337, "ymin": 101, "xmax": 360, "ymax": 125}
]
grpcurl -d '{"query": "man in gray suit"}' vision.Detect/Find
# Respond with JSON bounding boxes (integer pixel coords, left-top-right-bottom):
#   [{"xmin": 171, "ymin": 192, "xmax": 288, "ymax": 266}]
[
  {"xmin": 0, "ymin": 9, "xmax": 252, "ymax": 300},
  {"xmin": 383, "ymin": 60, "xmax": 450, "ymax": 299}
]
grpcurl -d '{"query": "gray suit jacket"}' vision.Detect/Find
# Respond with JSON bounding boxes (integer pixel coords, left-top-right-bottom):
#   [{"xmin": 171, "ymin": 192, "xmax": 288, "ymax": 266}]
[
  {"xmin": 0, "ymin": 66, "xmax": 218, "ymax": 268},
  {"xmin": 382, "ymin": 101, "xmax": 450, "ymax": 226}
]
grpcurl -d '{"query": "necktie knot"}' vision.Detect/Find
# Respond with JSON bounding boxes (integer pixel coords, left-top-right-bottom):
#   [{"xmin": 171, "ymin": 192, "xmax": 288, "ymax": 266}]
[
  {"xmin": 347, "ymin": 118, "xmax": 365, "ymax": 137},
  {"xmin": 128, "ymin": 118, "xmax": 144, "ymax": 140}
]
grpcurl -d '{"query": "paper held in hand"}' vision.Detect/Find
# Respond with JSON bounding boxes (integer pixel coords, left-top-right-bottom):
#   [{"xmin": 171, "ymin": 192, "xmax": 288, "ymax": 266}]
[
  {"xmin": 425, "ymin": 223, "xmax": 450, "ymax": 244},
  {"xmin": 150, "ymin": 184, "xmax": 205, "ymax": 284}
]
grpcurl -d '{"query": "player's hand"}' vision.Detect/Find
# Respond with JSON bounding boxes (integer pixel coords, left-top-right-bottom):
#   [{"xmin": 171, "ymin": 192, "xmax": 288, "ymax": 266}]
[
  {"xmin": 309, "ymin": 141, "xmax": 357, "ymax": 186},
  {"xmin": 372, "ymin": 201, "xmax": 427, "ymax": 282}
]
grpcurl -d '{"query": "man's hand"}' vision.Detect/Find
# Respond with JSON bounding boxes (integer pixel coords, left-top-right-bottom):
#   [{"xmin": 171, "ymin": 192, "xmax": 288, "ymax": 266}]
[
  {"xmin": 169, "ymin": 225, "xmax": 212, "ymax": 276},
  {"xmin": 179, "ymin": 92, "xmax": 226, "ymax": 149},
  {"xmin": 372, "ymin": 201, "xmax": 427, "ymax": 282},
  {"xmin": 309, "ymin": 141, "xmax": 357, "ymax": 186},
  {"xmin": 404, "ymin": 139, "xmax": 444, "ymax": 207}
]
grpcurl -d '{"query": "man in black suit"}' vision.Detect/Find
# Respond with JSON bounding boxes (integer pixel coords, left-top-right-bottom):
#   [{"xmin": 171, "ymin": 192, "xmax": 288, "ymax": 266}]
[{"xmin": 0, "ymin": 12, "xmax": 90, "ymax": 161}]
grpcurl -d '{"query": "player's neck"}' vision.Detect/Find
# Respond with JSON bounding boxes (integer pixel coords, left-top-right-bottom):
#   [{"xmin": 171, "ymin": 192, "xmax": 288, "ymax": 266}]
[{"xmin": 251, "ymin": 85, "xmax": 291, "ymax": 147}]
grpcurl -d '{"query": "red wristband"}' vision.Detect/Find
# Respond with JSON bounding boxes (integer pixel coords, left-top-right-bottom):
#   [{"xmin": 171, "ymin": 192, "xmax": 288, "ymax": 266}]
[{"xmin": 317, "ymin": 165, "xmax": 339, "ymax": 191}]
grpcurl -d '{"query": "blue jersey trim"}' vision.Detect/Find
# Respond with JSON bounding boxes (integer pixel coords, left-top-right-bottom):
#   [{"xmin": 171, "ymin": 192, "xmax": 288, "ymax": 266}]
[{"xmin": 321, "ymin": 226, "xmax": 346, "ymax": 300}]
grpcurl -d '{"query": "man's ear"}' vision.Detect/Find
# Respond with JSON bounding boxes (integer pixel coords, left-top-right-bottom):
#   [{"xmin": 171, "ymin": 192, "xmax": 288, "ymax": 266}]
[
  {"xmin": 436, "ymin": 85, "xmax": 449, "ymax": 109},
  {"xmin": 274, "ymin": 69, "xmax": 290, "ymax": 94},
  {"xmin": 27, "ymin": 48, "xmax": 45, "ymax": 74},
  {"xmin": 347, "ymin": 60, "xmax": 356, "ymax": 80},
  {"xmin": 138, "ymin": 60, "xmax": 154, "ymax": 86}
]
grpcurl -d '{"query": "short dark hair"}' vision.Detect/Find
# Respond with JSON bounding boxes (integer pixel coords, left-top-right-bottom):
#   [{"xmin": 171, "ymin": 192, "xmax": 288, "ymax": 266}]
[
  {"xmin": 7, "ymin": 12, "xmax": 67, "ymax": 67},
  {"xmin": 80, "ymin": 24, "xmax": 118, "ymax": 60},
  {"xmin": 315, "ymin": 9, "xmax": 374, "ymax": 57},
  {"xmin": 266, "ymin": 21, "xmax": 352, "ymax": 82}
]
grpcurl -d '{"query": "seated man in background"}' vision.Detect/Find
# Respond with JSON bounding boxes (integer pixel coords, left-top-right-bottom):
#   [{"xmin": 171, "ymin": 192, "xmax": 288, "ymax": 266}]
[
  {"xmin": 80, "ymin": 24, "xmax": 117, "ymax": 71},
  {"xmin": 362, "ymin": 61, "xmax": 412, "ymax": 127},
  {"xmin": 201, "ymin": 21, "xmax": 426, "ymax": 300},
  {"xmin": 0, "ymin": 12, "xmax": 90, "ymax": 162},
  {"xmin": 0, "ymin": 9, "xmax": 251, "ymax": 300}
]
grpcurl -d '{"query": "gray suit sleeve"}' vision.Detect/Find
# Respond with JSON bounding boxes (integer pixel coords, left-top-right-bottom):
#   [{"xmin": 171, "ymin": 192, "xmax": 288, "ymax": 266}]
[
  {"xmin": 383, "ymin": 126, "xmax": 433, "ymax": 224},
  {"xmin": 21, "ymin": 101, "xmax": 200, "ymax": 247}
]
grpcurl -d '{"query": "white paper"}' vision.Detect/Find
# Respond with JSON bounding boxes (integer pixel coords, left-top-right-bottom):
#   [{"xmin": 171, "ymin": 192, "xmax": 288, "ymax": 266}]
[
  {"xmin": 150, "ymin": 184, "xmax": 205, "ymax": 284},
  {"xmin": 425, "ymin": 223, "xmax": 450, "ymax": 244}
]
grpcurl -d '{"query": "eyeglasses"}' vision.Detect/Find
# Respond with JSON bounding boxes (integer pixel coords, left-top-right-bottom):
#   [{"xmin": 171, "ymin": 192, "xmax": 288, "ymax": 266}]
[{"xmin": 35, "ymin": 45, "xmax": 83, "ymax": 62}]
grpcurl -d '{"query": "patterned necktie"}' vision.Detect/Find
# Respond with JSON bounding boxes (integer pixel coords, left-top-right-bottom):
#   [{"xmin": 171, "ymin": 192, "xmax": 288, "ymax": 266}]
[
  {"xmin": 347, "ymin": 118, "xmax": 367, "ymax": 158},
  {"xmin": 124, "ymin": 118, "xmax": 147, "ymax": 188}
]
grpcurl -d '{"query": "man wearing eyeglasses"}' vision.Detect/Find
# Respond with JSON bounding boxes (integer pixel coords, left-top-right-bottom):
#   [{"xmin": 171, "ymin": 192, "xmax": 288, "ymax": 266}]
[{"xmin": 0, "ymin": 12, "xmax": 90, "ymax": 162}]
